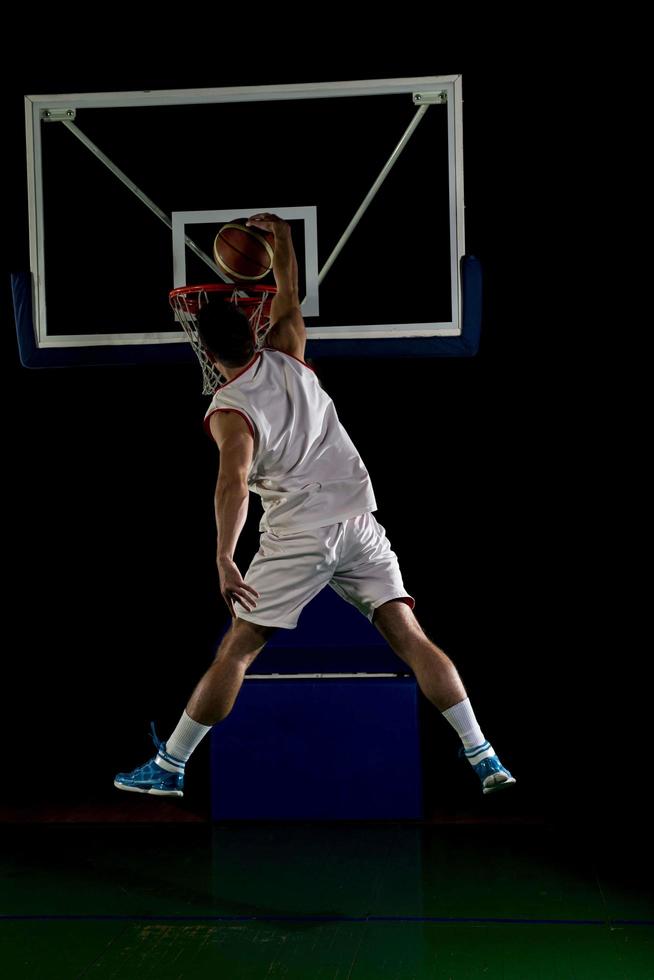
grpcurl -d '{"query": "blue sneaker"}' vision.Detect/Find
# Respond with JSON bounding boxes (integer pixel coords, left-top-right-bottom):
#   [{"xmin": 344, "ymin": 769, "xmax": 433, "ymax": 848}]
[
  {"xmin": 459, "ymin": 741, "xmax": 516, "ymax": 795},
  {"xmin": 114, "ymin": 721, "xmax": 185, "ymax": 797}
]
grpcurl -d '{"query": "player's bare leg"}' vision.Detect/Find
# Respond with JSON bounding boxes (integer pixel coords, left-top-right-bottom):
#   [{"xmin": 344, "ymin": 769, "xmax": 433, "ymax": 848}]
[
  {"xmin": 185, "ymin": 618, "xmax": 277, "ymax": 726},
  {"xmin": 373, "ymin": 599, "xmax": 516, "ymax": 793},
  {"xmin": 114, "ymin": 618, "xmax": 277, "ymax": 796},
  {"xmin": 373, "ymin": 599, "xmax": 466, "ymax": 709}
]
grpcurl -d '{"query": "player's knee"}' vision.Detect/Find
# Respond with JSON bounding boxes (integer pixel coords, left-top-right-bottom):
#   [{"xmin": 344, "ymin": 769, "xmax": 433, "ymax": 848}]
[
  {"xmin": 373, "ymin": 599, "xmax": 424, "ymax": 652},
  {"xmin": 216, "ymin": 618, "xmax": 277, "ymax": 665},
  {"xmin": 373, "ymin": 600, "xmax": 429, "ymax": 670}
]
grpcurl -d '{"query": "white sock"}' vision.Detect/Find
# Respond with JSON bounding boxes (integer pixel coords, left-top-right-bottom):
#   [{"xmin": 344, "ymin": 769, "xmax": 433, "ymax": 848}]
[
  {"xmin": 155, "ymin": 710, "xmax": 212, "ymax": 773},
  {"xmin": 441, "ymin": 697, "xmax": 495, "ymax": 764}
]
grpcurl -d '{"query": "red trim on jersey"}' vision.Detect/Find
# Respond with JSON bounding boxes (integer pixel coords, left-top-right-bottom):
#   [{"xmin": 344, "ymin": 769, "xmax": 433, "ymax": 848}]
[
  {"xmin": 202, "ymin": 347, "xmax": 317, "ymax": 442},
  {"xmin": 204, "ymin": 408, "xmax": 255, "ymax": 442},
  {"xmin": 213, "ymin": 351, "xmax": 261, "ymax": 392},
  {"xmin": 398, "ymin": 596, "xmax": 416, "ymax": 611},
  {"xmin": 262, "ymin": 346, "xmax": 316, "ymax": 373},
  {"xmin": 204, "ymin": 352, "xmax": 260, "ymax": 440}
]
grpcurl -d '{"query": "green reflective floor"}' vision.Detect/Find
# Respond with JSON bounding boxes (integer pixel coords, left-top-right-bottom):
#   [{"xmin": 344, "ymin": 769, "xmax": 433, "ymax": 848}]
[{"xmin": 1, "ymin": 818, "xmax": 652, "ymax": 978}]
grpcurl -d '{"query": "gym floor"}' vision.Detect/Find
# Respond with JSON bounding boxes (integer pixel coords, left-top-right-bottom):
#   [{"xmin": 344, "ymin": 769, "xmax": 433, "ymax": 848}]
[{"xmin": 1, "ymin": 800, "xmax": 651, "ymax": 979}]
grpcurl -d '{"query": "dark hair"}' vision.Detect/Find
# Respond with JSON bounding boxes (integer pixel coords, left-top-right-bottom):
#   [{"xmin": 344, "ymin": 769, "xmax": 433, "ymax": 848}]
[{"xmin": 195, "ymin": 300, "xmax": 255, "ymax": 368}]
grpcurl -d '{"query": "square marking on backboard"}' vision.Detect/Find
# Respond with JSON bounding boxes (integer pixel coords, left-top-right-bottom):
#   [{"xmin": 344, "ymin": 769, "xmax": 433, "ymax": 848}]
[{"xmin": 171, "ymin": 207, "xmax": 319, "ymax": 316}]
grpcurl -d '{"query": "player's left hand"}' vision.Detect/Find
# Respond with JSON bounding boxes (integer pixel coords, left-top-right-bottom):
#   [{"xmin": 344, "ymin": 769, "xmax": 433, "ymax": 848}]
[{"xmin": 217, "ymin": 557, "xmax": 260, "ymax": 618}]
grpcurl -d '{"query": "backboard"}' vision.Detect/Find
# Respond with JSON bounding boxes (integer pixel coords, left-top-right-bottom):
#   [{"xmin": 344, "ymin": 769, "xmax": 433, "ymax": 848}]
[{"xmin": 12, "ymin": 76, "xmax": 481, "ymax": 372}]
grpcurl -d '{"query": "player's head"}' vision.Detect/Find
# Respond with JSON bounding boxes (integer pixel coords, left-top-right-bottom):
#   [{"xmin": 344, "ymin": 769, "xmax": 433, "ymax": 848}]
[{"xmin": 195, "ymin": 300, "xmax": 255, "ymax": 368}]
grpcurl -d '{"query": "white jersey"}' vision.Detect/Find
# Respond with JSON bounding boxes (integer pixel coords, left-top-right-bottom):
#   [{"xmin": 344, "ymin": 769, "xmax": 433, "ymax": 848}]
[{"xmin": 204, "ymin": 347, "xmax": 377, "ymax": 533}]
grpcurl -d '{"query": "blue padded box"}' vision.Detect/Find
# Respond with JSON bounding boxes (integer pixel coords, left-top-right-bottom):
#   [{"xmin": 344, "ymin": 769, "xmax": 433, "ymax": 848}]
[
  {"xmin": 210, "ymin": 675, "xmax": 422, "ymax": 820},
  {"xmin": 210, "ymin": 584, "xmax": 423, "ymax": 819}
]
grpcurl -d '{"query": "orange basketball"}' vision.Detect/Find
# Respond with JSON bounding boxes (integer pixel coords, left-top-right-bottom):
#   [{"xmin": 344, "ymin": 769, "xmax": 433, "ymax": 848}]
[{"xmin": 213, "ymin": 219, "xmax": 275, "ymax": 282}]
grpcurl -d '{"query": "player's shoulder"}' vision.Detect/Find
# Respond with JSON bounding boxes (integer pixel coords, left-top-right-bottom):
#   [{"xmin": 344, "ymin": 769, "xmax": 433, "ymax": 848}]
[
  {"xmin": 263, "ymin": 347, "xmax": 316, "ymax": 374},
  {"xmin": 265, "ymin": 308, "xmax": 306, "ymax": 361},
  {"xmin": 208, "ymin": 408, "xmax": 254, "ymax": 448}
]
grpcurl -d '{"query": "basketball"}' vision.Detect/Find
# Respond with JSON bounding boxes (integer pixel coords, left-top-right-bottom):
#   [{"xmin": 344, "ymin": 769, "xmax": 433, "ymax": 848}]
[{"xmin": 213, "ymin": 218, "xmax": 275, "ymax": 282}]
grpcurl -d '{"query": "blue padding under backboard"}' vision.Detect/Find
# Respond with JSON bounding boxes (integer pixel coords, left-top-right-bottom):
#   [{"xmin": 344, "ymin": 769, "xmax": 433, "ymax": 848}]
[
  {"xmin": 11, "ymin": 255, "xmax": 481, "ymax": 368},
  {"xmin": 309, "ymin": 254, "xmax": 482, "ymax": 359},
  {"xmin": 10, "ymin": 272, "xmax": 199, "ymax": 370}
]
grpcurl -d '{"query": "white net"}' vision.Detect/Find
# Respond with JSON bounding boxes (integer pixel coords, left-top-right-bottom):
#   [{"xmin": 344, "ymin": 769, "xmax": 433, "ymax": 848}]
[{"xmin": 169, "ymin": 285, "xmax": 276, "ymax": 395}]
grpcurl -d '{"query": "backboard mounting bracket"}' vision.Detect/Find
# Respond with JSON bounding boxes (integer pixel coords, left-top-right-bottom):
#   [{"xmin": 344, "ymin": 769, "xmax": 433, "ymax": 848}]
[
  {"xmin": 41, "ymin": 108, "xmax": 77, "ymax": 122},
  {"xmin": 413, "ymin": 91, "xmax": 447, "ymax": 105}
]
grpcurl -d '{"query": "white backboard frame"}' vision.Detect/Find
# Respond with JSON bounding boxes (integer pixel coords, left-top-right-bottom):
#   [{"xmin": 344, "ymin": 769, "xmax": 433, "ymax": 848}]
[{"xmin": 24, "ymin": 76, "xmax": 465, "ymax": 349}]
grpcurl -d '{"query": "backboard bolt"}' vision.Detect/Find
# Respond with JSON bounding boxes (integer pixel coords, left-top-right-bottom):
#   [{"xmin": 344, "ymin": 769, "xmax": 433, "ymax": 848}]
[
  {"xmin": 412, "ymin": 91, "xmax": 447, "ymax": 105},
  {"xmin": 41, "ymin": 107, "xmax": 77, "ymax": 122}
]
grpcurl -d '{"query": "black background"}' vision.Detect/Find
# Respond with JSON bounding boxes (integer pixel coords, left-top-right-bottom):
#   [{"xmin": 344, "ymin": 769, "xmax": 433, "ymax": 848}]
[{"xmin": 2, "ymin": 16, "xmax": 641, "ymax": 841}]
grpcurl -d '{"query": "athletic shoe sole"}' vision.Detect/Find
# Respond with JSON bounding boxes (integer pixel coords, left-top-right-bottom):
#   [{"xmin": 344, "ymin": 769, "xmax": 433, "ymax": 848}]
[
  {"xmin": 483, "ymin": 774, "xmax": 517, "ymax": 795},
  {"xmin": 113, "ymin": 779, "xmax": 183, "ymax": 798}
]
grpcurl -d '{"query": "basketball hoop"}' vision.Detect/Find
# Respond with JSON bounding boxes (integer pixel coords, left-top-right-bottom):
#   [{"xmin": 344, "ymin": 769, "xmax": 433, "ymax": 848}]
[{"xmin": 169, "ymin": 283, "xmax": 277, "ymax": 394}]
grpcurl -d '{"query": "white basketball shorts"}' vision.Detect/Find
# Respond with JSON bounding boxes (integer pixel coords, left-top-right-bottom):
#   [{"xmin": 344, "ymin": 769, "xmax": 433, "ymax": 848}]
[{"xmin": 234, "ymin": 511, "xmax": 415, "ymax": 630}]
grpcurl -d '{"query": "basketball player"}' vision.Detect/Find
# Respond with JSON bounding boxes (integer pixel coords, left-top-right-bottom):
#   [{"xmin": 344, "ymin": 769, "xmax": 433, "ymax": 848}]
[{"xmin": 115, "ymin": 213, "xmax": 516, "ymax": 799}]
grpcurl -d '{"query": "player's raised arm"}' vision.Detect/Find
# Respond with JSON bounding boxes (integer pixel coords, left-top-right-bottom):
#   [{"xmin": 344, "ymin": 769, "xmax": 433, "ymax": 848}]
[{"xmin": 246, "ymin": 213, "xmax": 306, "ymax": 358}]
